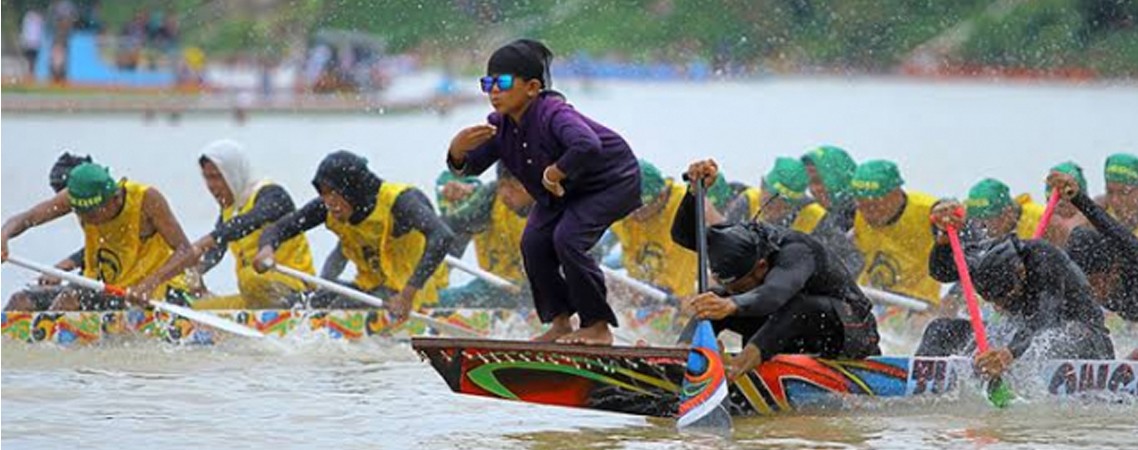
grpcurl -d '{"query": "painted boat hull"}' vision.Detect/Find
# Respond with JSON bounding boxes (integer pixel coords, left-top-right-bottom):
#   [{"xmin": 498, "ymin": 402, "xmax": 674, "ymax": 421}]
[
  {"xmin": 0, "ymin": 306, "xmax": 681, "ymax": 346},
  {"xmin": 412, "ymin": 337, "xmax": 1138, "ymax": 418}
]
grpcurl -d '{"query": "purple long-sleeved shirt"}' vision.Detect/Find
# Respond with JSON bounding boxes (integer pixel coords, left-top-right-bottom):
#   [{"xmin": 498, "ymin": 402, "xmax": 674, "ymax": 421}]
[{"xmin": 448, "ymin": 92, "xmax": 640, "ymax": 212}]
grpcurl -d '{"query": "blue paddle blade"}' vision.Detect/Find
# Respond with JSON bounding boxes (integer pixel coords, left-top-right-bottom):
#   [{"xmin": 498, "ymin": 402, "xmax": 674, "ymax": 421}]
[{"xmin": 677, "ymin": 321, "xmax": 733, "ymax": 433}]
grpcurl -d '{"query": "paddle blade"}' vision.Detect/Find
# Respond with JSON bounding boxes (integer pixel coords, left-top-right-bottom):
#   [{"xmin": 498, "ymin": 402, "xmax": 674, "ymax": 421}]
[
  {"xmin": 987, "ymin": 377, "xmax": 1014, "ymax": 408},
  {"xmin": 677, "ymin": 321, "xmax": 732, "ymax": 432},
  {"xmin": 149, "ymin": 300, "xmax": 264, "ymax": 339}
]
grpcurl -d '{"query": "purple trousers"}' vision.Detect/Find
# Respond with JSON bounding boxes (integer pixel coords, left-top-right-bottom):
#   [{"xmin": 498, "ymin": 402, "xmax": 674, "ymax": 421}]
[{"xmin": 521, "ymin": 179, "xmax": 640, "ymax": 327}]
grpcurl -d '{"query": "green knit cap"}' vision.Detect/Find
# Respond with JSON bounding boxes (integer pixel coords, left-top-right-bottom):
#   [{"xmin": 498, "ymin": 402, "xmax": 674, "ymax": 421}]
[
  {"xmin": 67, "ymin": 163, "xmax": 119, "ymax": 212},
  {"xmin": 761, "ymin": 157, "xmax": 809, "ymax": 200},
  {"xmin": 965, "ymin": 178, "xmax": 1014, "ymax": 219},
  {"xmin": 1047, "ymin": 161, "xmax": 1087, "ymax": 195},
  {"xmin": 851, "ymin": 160, "xmax": 904, "ymax": 199},
  {"xmin": 801, "ymin": 145, "xmax": 856, "ymax": 202},
  {"xmin": 707, "ymin": 172, "xmax": 731, "ymax": 211},
  {"xmin": 1105, "ymin": 153, "xmax": 1138, "ymax": 186},
  {"xmin": 638, "ymin": 159, "xmax": 666, "ymax": 205}
]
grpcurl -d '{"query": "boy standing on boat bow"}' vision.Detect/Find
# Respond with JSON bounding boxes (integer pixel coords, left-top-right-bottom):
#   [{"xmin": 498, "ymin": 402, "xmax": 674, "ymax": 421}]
[
  {"xmin": 674, "ymin": 160, "xmax": 881, "ymax": 379},
  {"xmin": 445, "ymin": 39, "xmax": 642, "ymax": 345}
]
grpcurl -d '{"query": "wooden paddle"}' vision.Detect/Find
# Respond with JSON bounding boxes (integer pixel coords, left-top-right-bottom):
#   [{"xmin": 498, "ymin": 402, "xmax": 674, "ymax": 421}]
[
  {"xmin": 1033, "ymin": 188, "xmax": 1061, "ymax": 239},
  {"xmin": 5, "ymin": 254, "xmax": 264, "ymax": 339},
  {"xmin": 945, "ymin": 223, "xmax": 1013, "ymax": 408},
  {"xmin": 270, "ymin": 264, "xmax": 483, "ymax": 339},
  {"xmin": 601, "ymin": 266, "xmax": 669, "ymax": 302}
]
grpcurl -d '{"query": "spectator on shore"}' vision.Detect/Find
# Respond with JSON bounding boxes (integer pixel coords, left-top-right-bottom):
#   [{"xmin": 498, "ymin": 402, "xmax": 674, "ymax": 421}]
[{"xmin": 20, "ymin": 9, "xmax": 45, "ymax": 76}]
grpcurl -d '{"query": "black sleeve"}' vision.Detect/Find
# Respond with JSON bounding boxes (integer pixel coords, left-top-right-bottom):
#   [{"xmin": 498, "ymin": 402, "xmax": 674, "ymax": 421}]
[
  {"xmin": 1071, "ymin": 192, "xmax": 1138, "ymax": 266},
  {"xmin": 198, "ymin": 215, "xmax": 228, "ymax": 274},
  {"xmin": 730, "ymin": 242, "xmax": 817, "ymax": 317},
  {"xmin": 320, "ymin": 243, "xmax": 348, "ymax": 280},
  {"xmin": 671, "ymin": 189, "xmax": 699, "ymax": 251},
  {"xmin": 258, "ymin": 198, "xmax": 327, "ymax": 250},
  {"xmin": 390, "ymin": 189, "xmax": 455, "ymax": 289},
  {"xmin": 928, "ymin": 239, "xmax": 987, "ymax": 284},
  {"xmin": 211, "ymin": 185, "xmax": 295, "ymax": 246},
  {"xmin": 68, "ymin": 248, "xmax": 84, "ymax": 269}
]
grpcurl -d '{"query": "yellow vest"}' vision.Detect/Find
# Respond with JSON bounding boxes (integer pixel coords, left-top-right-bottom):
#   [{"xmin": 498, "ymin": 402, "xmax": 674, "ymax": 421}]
[
  {"xmin": 611, "ymin": 182, "xmax": 697, "ymax": 297},
  {"xmin": 742, "ymin": 187, "xmax": 762, "ymax": 220},
  {"xmin": 222, "ymin": 182, "xmax": 315, "ymax": 299},
  {"xmin": 325, "ymin": 182, "xmax": 448, "ymax": 307},
  {"xmin": 471, "ymin": 195, "xmax": 527, "ymax": 284},
  {"xmin": 82, "ymin": 180, "xmax": 186, "ymax": 298},
  {"xmin": 791, "ymin": 203, "xmax": 827, "ymax": 234},
  {"xmin": 853, "ymin": 191, "xmax": 942, "ymax": 305},
  {"xmin": 1014, "ymin": 196, "xmax": 1045, "ymax": 240}
]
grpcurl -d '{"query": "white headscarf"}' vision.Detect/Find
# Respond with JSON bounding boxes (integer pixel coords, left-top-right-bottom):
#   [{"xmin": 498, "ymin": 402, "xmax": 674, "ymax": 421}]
[{"xmin": 200, "ymin": 139, "xmax": 261, "ymax": 207}]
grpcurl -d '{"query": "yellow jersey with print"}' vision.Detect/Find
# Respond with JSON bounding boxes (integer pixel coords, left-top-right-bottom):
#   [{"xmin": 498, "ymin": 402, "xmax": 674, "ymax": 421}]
[
  {"xmin": 471, "ymin": 195, "xmax": 528, "ymax": 284},
  {"xmin": 853, "ymin": 191, "xmax": 942, "ymax": 305},
  {"xmin": 82, "ymin": 180, "xmax": 186, "ymax": 298},
  {"xmin": 222, "ymin": 182, "xmax": 315, "ymax": 299},
  {"xmin": 325, "ymin": 182, "xmax": 448, "ymax": 307},
  {"xmin": 611, "ymin": 181, "xmax": 697, "ymax": 297}
]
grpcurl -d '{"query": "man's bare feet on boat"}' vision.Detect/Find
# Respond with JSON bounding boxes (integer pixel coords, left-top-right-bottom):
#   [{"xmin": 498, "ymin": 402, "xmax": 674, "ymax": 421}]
[
  {"xmin": 556, "ymin": 321, "xmax": 613, "ymax": 346},
  {"xmin": 533, "ymin": 315, "xmax": 573, "ymax": 342}
]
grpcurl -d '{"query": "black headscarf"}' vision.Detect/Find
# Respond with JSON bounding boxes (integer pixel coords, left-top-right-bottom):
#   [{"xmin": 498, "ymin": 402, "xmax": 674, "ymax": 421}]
[
  {"xmin": 50, "ymin": 152, "xmax": 93, "ymax": 193},
  {"xmin": 312, "ymin": 150, "xmax": 382, "ymax": 224},
  {"xmin": 973, "ymin": 236, "xmax": 1026, "ymax": 305},
  {"xmin": 707, "ymin": 222, "xmax": 779, "ymax": 284},
  {"xmin": 487, "ymin": 39, "xmax": 554, "ymax": 89}
]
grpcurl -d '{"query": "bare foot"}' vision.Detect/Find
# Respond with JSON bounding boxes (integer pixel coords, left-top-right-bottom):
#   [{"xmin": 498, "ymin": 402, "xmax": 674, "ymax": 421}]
[
  {"xmin": 556, "ymin": 321, "xmax": 613, "ymax": 346},
  {"xmin": 533, "ymin": 314, "xmax": 573, "ymax": 342}
]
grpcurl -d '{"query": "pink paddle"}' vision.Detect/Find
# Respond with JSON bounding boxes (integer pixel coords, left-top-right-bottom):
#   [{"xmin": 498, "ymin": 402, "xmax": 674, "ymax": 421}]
[{"xmin": 1033, "ymin": 188, "xmax": 1061, "ymax": 239}]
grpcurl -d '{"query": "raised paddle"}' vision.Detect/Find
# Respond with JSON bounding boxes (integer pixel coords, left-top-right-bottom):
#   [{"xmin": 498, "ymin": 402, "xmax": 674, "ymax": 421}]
[
  {"xmin": 270, "ymin": 264, "xmax": 483, "ymax": 339},
  {"xmin": 5, "ymin": 254, "xmax": 264, "ymax": 339},
  {"xmin": 444, "ymin": 255, "xmax": 521, "ymax": 293},
  {"xmin": 675, "ymin": 173, "xmax": 733, "ymax": 433},
  {"xmin": 1033, "ymin": 188, "xmax": 1062, "ymax": 239},
  {"xmin": 945, "ymin": 223, "xmax": 1014, "ymax": 408}
]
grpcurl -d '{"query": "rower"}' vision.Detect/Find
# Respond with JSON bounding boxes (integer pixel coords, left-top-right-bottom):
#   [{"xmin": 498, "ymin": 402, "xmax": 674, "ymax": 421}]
[
  {"xmin": 1044, "ymin": 161, "xmax": 1091, "ymax": 247},
  {"xmin": 1101, "ymin": 153, "xmax": 1138, "ymax": 236},
  {"xmin": 178, "ymin": 139, "xmax": 316, "ymax": 310},
  {"xmin": 6, "ymin": 152, "xmax": 92, "ymax": 311},
  {"xmin": 436, "ymin": 164, "xmax": 533, "ymax": 308},
  {"xmin": 849, "ymin": 160, "xmax": 944, "ymax": 307},
  {"xmin": 1050, "ymin": 169, "xmax": 1138, "ymax": 322},
  {"xmin": 254, "ymin": 150, "xmax": 453, "ymax": 316},
  {"xmin": 675, "ymin": 161, "xmax": 881, "ymax": 380},
  {"xmin": 446, "ymin": 39, "xmax": 641, "ymax": 345},
  {"xmin": 604, "ymin": 159, "xmax": 698, "ymax": 300},
  {"xmin": 917, "ymin": 201, "xmax": 1114, "ymax": 379},
  {"xmin": 802, "ymin": 145, "xmax": 858, "ymax": 232},
  {"xmin": 963, "ymin": 178, "xmax": 1055, "ymax": 242},
  {"xmin": 1, "ymin": 163, "xmax": 193, "ymax": 310}
]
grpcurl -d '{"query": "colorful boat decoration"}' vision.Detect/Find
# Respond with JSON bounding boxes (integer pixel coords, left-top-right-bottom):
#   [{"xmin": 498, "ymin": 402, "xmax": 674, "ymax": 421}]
[
  {"xmin": 412, "ymin": 337, "xmax": 1138, "ymax": 418},
  {"xmin": 0, "ymin": 306, "xmax": 682, "ymax": 346}
]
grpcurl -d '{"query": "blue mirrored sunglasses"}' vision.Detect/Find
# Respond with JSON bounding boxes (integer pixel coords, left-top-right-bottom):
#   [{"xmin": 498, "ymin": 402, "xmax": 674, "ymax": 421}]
[{"xmin": 480, "ymin": 74, "xmax": 515, "ymax": 93}]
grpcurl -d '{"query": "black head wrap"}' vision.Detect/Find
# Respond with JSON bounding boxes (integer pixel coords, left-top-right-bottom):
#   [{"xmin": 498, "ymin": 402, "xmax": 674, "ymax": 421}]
[
  {"xmin": 707, "ymin": 222, "xmax": 778, "ymax": 284},
  {"xmin": 312, "ymin": 150, "xmax": 382, "ymax": 223},
  {"xmin": 487, "ymin": 39, "xmax": 554, "ymax": 89},
  {"xmin": 50, "ymin": 152, "xmax": 93, "ymax": 193},
  {"xmin": 973, "ymin": 236, "xmax": 1026, "ymax": 303}
]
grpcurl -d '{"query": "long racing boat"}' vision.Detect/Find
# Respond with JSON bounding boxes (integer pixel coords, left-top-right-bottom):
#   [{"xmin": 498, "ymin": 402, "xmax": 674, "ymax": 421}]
[{"xmin": 411, "ymin": 337, "xmax": 1138, "ymax": 418}]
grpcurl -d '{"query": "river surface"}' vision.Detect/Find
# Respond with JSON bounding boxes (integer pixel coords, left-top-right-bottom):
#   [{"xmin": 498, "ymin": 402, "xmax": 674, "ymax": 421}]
[{"xmin": 3, "ymin": 78, "xmax": 1138, "ymax": 448}]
